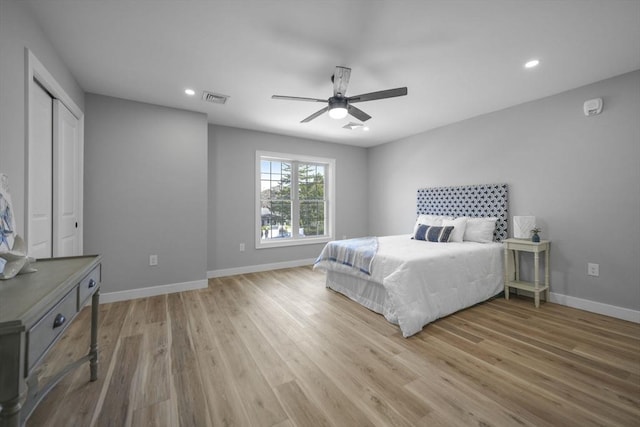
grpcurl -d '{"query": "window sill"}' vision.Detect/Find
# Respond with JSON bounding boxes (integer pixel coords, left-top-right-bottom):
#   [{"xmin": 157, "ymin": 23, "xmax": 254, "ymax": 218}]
[{"xmin": 256, "ymin": 236, "xmax": 332, "ymax": 250}]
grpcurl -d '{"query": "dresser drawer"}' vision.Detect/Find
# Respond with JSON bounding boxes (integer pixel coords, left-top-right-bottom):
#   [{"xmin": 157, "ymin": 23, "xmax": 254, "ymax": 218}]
[
  {"xmin": 78, "ymin": 264, "xmax": 101, "ymax": 307},
  {"xmin": 27, "ymin": 289, "xmax": 78, "ymax": 371}
]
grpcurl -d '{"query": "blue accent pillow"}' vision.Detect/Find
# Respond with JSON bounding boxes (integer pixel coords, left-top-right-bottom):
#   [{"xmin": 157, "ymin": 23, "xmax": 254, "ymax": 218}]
[{"xmin": 413, "ymin": 224, "xmax": 454, "ymax": 242}]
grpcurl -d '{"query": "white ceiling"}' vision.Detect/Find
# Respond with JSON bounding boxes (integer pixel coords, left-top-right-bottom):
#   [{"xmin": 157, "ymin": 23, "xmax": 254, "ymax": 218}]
[{"xmin": 25, "ymin": 0, "xmax": 640, "ymax": 147}]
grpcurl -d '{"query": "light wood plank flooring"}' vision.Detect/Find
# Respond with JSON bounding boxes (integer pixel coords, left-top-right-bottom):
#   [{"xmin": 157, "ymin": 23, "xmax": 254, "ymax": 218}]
[{"xmin": 27, "ymin": 267, "xmax": 640, "ymax": 426}]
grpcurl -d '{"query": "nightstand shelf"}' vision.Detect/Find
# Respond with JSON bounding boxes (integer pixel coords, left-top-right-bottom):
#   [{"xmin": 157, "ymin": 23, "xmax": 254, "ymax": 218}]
[{"xmin": 503, "ymin": 238, "xmax": 550, "ymax": 308}]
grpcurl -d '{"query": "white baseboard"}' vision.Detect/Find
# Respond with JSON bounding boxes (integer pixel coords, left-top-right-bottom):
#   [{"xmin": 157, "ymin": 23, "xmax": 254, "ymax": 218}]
[
  {"xmin": 100, "ymin": 279, "xmax": 208, "ymax": 304},
  {"xmin": 208, "ymin": 258, "xmax": 316, "ymax": 278},
  {"xmin": 550, "ymin": 292, "xmax": 640, "ymax": 323},
  {"xmin": 97, "ymin": 269, "xmax": 638, "ymax": 325}
]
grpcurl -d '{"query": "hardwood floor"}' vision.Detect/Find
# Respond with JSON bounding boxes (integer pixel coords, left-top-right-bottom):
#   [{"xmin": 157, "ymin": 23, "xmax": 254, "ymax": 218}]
[{"xmin": 27, "ymin": 267, "xmax": 640, "ymax": 426}]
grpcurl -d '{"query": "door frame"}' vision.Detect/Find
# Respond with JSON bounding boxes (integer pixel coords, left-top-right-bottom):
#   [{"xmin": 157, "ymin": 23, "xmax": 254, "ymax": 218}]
[{"xmin": 25, "ymin": 48, "xmax": 84, "ymax": 256}]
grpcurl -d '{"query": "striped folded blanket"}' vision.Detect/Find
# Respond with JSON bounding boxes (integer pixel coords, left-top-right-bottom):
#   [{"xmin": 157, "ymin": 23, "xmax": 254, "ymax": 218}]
[{"xmin": 314, "ymin": 237, "xmax": 378, "ymax": 275}]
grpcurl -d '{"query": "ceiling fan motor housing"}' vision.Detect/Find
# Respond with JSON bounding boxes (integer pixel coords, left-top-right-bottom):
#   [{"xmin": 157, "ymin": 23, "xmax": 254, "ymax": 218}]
[{"xmin": 328, "ymin": 96, "xmax": 348, "ymax": 110}]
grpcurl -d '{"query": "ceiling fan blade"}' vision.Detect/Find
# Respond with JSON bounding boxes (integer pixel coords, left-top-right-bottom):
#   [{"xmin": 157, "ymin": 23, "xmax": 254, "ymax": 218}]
[
  {"xmin": 347, "ymin": 87, "xmax": 408, "ymax": 103},
  {"xmin": 301, "ymin": 106, "xmax": 329, "ymax": 123},
  {"xmin": 347, "ymin": 105, "xmax": 371, "ymax": 122},
  {"xmin": 272, "ymin": 95, "xmax": 326, "ymax": 102},
  {"xmin": 333, "ymin": 66, "xmax": 351, "ymax": 97}
]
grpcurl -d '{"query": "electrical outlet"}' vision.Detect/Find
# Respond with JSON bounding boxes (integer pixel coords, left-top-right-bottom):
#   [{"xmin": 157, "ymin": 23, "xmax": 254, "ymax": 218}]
[
  {"xmin": 149, "ymin": 254, "xmax": 158, "ymax": 266},
  {"xmin": 587, "ymin": 263, "xmax": 599, "ymax": 277},
  {"xmin": 239, "ymin": 243, "xmax": 245, "ymax": 252}
]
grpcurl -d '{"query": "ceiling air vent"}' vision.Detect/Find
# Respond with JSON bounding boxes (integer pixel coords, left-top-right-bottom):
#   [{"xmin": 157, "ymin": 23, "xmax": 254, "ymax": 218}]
[
  {"xmin": 201, "ymin": 91, "xmax": 229, "ymax": 105},
  {"xmin": 343, "ymin": 122, "xmax": 364, "ymax": 130}
]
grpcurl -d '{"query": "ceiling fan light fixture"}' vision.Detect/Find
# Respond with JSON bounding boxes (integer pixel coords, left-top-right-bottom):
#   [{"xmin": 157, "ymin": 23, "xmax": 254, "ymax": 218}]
[
  {"xmin": 328, "ymin": 97, "xmax": 348, "ymax": 119},
  {"xmin": 329, "ymin": 107, "xmax": 348, "ymax": 119}
]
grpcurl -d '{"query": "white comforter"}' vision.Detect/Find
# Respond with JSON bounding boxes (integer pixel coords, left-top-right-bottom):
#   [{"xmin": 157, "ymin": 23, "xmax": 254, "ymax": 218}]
[{"xmin": 315, "ymin": 235, "xmax": 504, "ymax": 337}]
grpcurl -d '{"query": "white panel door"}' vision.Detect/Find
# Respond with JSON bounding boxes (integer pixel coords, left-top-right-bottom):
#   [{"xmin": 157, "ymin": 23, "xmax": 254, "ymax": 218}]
[
  {"xmin": 53, "ymin": 99, "xmax": 81, "ymax": 257},
  {"xmin": 28, "ymin": 82, "xmax": 53, "ymax": 259}
]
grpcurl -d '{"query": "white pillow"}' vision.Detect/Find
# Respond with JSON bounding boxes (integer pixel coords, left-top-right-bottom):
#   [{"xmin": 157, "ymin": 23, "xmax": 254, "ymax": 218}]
[
  {"xmin": 412, "ymin": 214, "xmax": 450, "ymax": 235},
  {"xmin": 464, "ymin": 217, "xmax": 497, "ymax": 243},
  {"xmin": 442, "ymin": 217, "xmax": 467, "ymax": 243}
]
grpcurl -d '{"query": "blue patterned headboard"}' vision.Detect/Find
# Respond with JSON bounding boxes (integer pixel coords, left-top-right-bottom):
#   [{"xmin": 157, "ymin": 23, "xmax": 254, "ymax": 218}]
[{"xmin": 417, "ymin": 183, "xmax": 509, "ymax": 242}]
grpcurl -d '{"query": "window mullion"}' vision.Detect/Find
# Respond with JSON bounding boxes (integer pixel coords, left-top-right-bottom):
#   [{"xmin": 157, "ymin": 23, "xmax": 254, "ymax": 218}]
[{"xmin": 291, "ymin": 161, "xmax": 300, "ymax": 239}]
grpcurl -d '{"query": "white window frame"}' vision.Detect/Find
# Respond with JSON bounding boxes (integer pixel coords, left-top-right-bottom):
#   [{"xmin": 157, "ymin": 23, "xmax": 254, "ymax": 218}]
[{"xmin": 256, "ymin": 151, "xmax": 335, "ymax": 249}]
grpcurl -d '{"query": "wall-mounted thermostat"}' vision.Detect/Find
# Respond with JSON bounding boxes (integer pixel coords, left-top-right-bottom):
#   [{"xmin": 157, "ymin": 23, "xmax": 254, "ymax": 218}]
[{"xmin": 584, "ymin": 98, "xmax": 603, "ymax": 116}]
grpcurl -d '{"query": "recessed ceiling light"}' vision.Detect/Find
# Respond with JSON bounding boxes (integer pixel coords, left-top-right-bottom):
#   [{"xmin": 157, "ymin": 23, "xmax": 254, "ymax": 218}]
[
  {"xmin": 363, "ymin": 126, "xmax": 370, "ymax": 132},
  {"xmin": 184, "ymin": 88, "xmax": 196, "ymax": 96},
  {"xmin": 524, "ymin": 59, "xmax": 540, "ymax": 69}
]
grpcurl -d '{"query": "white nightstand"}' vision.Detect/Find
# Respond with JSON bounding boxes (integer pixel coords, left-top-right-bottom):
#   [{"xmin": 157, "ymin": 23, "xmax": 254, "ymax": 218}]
[{"xmin": 503, "ymin": 238, "xmax": 550, "ymax": 308}]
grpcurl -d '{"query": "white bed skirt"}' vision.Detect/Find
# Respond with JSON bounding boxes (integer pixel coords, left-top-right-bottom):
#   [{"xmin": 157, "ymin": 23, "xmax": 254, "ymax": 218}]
[{"xmin": 326, "ymin": 270, "xmax": 399, "ymax": 325}]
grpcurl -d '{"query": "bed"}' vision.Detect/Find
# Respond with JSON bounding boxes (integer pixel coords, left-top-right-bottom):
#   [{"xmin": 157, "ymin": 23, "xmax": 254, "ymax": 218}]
[{"xmin": 314, "ymin": 183, "xmax": 509, "ymax": 337}]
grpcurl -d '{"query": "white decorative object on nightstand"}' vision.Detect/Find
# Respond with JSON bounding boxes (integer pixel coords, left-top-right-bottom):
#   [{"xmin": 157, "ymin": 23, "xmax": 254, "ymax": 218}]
[
  {"xmin": 503, "ymin": 238, "xmax": 550, "ymax": 308},
  {"xmin": 513, "ymin": 216, "xmax": 536, "ymax": 239}
]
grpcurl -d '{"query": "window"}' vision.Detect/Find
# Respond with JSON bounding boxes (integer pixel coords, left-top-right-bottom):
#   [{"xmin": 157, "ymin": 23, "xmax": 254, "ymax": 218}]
[{"xmin": 256, "ymin": 151, "xmax": 335, "ymax": 248}]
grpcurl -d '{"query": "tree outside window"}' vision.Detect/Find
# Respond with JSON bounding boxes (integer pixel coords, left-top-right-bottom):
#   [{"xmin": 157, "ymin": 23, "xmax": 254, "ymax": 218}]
[{"xmin": 298, "ymin": 163, "xmax": 325, "ymax": 237}]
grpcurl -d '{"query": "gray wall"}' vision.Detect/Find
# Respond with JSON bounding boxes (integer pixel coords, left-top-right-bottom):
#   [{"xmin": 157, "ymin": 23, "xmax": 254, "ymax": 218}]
[
  {"xmin": 84, "ymin": 94, "xmax": 208, "ymax": 293},
  {"xmin": 0, "ymin": 0, "xmax": 84, "ymax": 234},
  {"xmin": 208, "ymin": 125, "xmax": 368, "ymax": 272},
  {"xmin": 368, "ymin": 70, "xmax": 640, "ymax": 310}
]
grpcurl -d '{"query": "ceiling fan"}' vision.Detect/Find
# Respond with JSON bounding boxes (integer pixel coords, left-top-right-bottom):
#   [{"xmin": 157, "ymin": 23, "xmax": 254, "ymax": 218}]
[{"xmin": 272, "ymin": 66, "xmax": 408, "ymax": 123}]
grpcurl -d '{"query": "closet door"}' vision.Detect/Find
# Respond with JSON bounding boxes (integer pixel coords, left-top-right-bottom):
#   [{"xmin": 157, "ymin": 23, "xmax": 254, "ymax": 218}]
[
  {"xmin": 53, "ymin": 99, "xmax": 81, "ymax": 257},
  {"xmin": 27, "ymin": 52, "xmax": 84, "ymax": 260},
  {"xmin": 28, "ymin": 82, "xmax": 53, "ymax": 259}
]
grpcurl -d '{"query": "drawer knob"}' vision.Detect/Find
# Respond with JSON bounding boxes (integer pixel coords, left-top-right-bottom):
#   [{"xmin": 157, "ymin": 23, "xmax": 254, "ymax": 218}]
[
  {"xmin": 88, "ymin": 279, "xmax": 97, "ymax": 288},
  {"xmin": 53, "ymin": 313, "xmax": 66, "ymax": 328}
]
